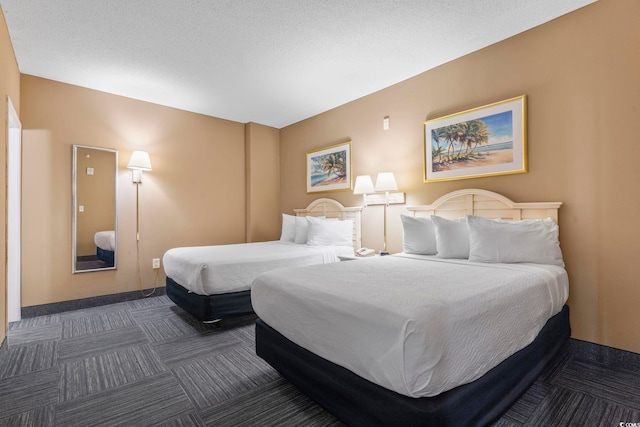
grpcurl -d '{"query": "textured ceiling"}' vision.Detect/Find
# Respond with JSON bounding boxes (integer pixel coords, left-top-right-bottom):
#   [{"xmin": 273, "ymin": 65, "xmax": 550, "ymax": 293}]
[{"xmin": 1, "ymin": 0, "xmax": 595, "ymax": 128}]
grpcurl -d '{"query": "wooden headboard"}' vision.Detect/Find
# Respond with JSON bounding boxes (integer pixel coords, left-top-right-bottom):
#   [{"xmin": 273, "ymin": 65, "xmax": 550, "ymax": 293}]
[
  {"xmin": 406, "ymin": 189, "xmax": 562, "ymax": 223},
  {"xmin": 294, "ymin": 198, "xmax": 363, "ymax": 248}
]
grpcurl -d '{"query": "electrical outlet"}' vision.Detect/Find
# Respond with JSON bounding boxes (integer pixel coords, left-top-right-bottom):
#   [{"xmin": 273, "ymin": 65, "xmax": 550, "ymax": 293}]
[{"xmin": 152, "ymin": 258, "xmax": 160, "ymax": 269}]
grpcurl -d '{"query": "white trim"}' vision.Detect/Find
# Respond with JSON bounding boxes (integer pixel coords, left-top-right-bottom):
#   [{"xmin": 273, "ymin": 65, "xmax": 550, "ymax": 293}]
[{"xmin": 7, "ymin": 96, "xmax": 21, "ymax": 322}]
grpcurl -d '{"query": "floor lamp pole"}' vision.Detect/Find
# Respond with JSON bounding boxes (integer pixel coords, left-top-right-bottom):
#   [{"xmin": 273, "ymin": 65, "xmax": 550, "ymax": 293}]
[
  {"xmin": 134, "ymin": 179, "xmax": 154, "ymax": 297},
  {"xmin": 382, "ymin": 192, "xmax": 389, "ymax": 255},
  {"xmin": 135, "ymin": 182, "xmax": 140, "ymax": 241}
]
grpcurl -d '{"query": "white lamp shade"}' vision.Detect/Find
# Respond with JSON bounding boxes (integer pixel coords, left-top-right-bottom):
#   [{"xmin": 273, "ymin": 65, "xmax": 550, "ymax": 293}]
[
  {"xmin": 127, "ymin": 151, "xmax": 152, "ymax": 171},
  {"xmin": 375, "ymin": 172, "xmax": 397, "ymax": 192},
  {"xmin": 353, "ymin": 175, "xmax": 375, "ymax": 195}
]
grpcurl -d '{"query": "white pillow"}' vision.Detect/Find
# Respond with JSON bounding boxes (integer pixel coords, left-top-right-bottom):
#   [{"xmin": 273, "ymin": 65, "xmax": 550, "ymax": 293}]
[
  {"xmin": 467, "ymin": 215, "xmax": 564, "ymax": 266},
  {"xmin": 306, "ymin": 216, "xmax": 353, "ymax": 247},
  {"xmin": 294, "ymin": 215, "xmax": 325, "ymax": 244},
  {"xmin": 400, "ymin": 215, "xmax": 437, "ymax": 255},
  {"xmin": 431, "ymin": 215, "xmax": 470, "ymax": 259},
  {"xmin": 294, "ymin": 216, "xmax": 309, "ymax": 244},
  {"xmin": 280, "ymin": 214, "xmax": 297, "ymax": 242}
]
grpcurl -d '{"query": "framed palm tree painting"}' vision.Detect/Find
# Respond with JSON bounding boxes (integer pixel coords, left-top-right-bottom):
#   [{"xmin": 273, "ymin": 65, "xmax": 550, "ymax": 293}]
[
  {"xmin": 424, "ymin": 95, "xmax": 527, "ymax": 183},
  {"xmin": 307, "ymin": 141, "xmax": 352, "ymax": 193}
]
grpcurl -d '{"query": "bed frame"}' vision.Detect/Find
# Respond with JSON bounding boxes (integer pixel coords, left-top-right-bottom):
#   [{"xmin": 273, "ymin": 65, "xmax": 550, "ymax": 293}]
[
  {"xmin": 166, "ymin": 198, "xmax": 362, "ymax": 322},
  {"xmin": 255, "ymin": 189, "xmax": 567, "ymax": 426},
  {"xmin": 405, "ymin": 188, "xmax": 561, "ymax": 222},
  {"xmin": 96, "ymin": 247, "xmax": 115, "ymax": 266}
]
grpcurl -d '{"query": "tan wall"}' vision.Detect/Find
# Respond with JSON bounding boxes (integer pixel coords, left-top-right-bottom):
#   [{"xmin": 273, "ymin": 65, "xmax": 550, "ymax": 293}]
[
  {"xmin": 0, "ymin": 9, "xmax": 20, "ymax": 342},
  {"xmin": 245, "ymin": 122, "xmax": 280, "ymax": 242},
  {"xmin": 20, "ymin": 75, "xmax": 246, "ymax": 306},
  {"xmin": 280, "ymin": 0, "xmax": 640, "ymax": 353},
  {"xmin": 76, "ymin": 147, "xmax": 116, "ymax": 256}
]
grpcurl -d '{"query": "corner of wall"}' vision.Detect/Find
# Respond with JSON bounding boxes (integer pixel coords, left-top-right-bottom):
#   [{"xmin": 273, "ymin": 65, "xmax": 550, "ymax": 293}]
[
  {"xmin": 0, "ymin": 5, "xmax": 21, "ymax": 342},
  {"xmin": 245, "ymin": 122, "xmax": 281, "ymax": 242}
]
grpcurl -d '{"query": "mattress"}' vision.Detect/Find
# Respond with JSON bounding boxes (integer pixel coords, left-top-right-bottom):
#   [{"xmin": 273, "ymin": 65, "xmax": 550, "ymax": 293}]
[
  {"xmin": 94, "ymin": 230, "xmax": 116, "ymax": 251},
  {"xmin": 251, "ymin": 254, "xmax": 569, "ymax": 398},
  {"xmin": 163, "ymin": 241, "xmax": 353, "ymax": 295}
]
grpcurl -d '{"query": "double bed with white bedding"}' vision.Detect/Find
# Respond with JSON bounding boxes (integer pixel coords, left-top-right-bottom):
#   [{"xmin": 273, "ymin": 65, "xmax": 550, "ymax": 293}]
[
  {"xmin": 164, "ymin": 241, "xmax": 354, "ymax": 295},
  {"xmin": 253, "ymin": 255, "xmax": 568, "ymax": 397},
  {"xmin": 163, "ymin": 198, "xmax": 362, "ymax": 321},
  {"xmin": 253, "ymin": 255, "xmax": 568, "ymax": 398},
  {"xmin": 252, "ymin": 189, "xmax": 571, "ymax": 426}
]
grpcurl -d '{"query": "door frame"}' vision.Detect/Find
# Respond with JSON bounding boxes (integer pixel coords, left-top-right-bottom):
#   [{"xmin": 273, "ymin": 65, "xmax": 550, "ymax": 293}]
[{"xmin": 7, "ymin": 96, "xmax": 21, "ymax": 322}]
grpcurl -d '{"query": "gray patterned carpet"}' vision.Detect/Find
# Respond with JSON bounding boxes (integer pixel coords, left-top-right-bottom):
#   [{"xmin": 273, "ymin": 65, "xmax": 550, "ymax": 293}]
[{"xmin": 1, "ymin": 295, "xmax": 639, "ymax": 426}]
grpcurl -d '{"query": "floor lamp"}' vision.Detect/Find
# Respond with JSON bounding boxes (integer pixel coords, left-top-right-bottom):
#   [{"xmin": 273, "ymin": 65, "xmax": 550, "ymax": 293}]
[
  {"xmin": 374, "ymin": 172, "xmax": 398, "ymax": 255},
  {"xmin": 128, "ymin": 151, "xmax": 152, "ymax": 239},
  {"xmin": 127, "ymin": 151, "xmax": 153, "ymax": 295}
]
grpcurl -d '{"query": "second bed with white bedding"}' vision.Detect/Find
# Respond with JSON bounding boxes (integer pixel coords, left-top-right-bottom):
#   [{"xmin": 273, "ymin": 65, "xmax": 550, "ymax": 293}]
[
  {"xmin": 164, "ymin": 241, "xmax": 353, "ymax": 295},
  {"xmin": 251, "ymin": 254, "xmax": 569, "ymax": 398}
]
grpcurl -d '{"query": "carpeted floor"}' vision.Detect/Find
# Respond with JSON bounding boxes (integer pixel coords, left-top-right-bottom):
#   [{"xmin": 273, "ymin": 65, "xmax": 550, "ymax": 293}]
[
  {"xmin": 75, "ymin": 255, "xmax": 113, "ymax": 271},
  {"xmin": 1, "ymin": 295, "xmax": 639, "ymax": 426}
]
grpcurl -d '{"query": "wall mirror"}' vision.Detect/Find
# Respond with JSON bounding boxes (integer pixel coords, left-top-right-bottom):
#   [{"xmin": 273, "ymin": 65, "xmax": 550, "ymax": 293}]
[{"xmin": 72, "ymin": 145, "xmax": 118, "ymax": 273}]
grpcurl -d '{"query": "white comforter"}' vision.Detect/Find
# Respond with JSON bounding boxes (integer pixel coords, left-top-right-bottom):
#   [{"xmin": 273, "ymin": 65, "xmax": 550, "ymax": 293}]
[
  {"xmin": 163, "ymin": 241, "xmax": 353, "ymax": 295},
  {"xmin": 251, "ymin": 254, "xmax": 569, "ymax": 398},
  {"xmin": 94, "ymin": 231, "xmax": 115, "ymax": 251}
]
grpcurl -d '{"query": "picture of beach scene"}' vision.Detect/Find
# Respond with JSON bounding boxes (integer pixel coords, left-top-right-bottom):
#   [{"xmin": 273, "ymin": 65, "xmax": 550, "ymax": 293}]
[
  {"xmin": 309, "ymin": 150, "xmax": 347, "ymax": 186},
  {"xmin": 424, "ymin": 95, "xmax": 527, "ymax": 183},
  {"xmin": 430, "ymin": 110, "xmax": 513, "ymax": 172},
  {"xmin": 307, "ymin": 142, "xmax": 352, "ymax": 193}
]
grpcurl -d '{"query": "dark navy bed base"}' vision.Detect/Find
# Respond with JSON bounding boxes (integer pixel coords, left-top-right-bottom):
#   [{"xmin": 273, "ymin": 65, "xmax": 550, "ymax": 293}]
[
  {"xmin": 256, "ymin": 305, "xmax": 571, "ymax": 427},
  {"xmin": 96, "ymin": 247, "xmax": 114, "ymax": 266},
  {"xmin": 165, "ymin": 277, "xmax": 253, "ymax": 322}
]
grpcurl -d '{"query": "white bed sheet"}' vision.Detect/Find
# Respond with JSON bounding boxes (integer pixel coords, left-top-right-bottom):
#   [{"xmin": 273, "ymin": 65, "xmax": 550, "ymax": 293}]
[
  {"xmin": 163, "ymin": 241, "xmax": 353, "ymax": 295},
  {"xmin": 251, "ymin": 254, "xmax": 569, "ymax": 398},
  {"xmin": 94, "ymin": 231, "xmax": 115, "ymax": 251}
]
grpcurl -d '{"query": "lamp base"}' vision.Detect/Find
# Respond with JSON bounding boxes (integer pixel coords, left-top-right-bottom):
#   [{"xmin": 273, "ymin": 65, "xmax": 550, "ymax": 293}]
[{"xmin": 132, "ymin": 169, "xmax": 143, "ymax": 183}]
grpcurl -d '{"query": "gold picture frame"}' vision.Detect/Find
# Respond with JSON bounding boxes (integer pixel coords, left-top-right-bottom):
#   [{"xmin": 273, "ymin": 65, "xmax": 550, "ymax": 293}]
[
  {"xmin": 424, "ymin": 95, "xmax": 527, "ymax": 183},
  {"xmin": 306, "ymin": 141, "xmax": 352, "ymax": 193}
]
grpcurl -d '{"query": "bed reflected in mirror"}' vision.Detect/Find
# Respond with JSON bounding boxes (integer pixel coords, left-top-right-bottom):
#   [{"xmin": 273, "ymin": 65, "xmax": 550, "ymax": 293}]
[{"xmin": 72, "ymin": 145, "xmax": 118, "ymax": 273}]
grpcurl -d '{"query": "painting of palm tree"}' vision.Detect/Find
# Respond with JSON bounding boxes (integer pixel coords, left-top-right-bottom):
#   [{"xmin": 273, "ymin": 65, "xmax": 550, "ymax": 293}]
[
  {"xmin": 425, "ymin": 96, "xmax": 527, "ymax": 182},
  {"xmin": 307, "ymin": 142, "xmax": 352, "ymax": 193},
  {"xmin": 431, "ymin": 114, "xmax": 510, "ymax": 170}
]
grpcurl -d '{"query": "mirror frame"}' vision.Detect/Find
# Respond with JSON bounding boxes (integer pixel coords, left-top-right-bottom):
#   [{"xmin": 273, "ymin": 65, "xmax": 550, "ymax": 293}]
[{"xmin": 72, "ymin": 145, "xmax": 118, "ymax": 273}]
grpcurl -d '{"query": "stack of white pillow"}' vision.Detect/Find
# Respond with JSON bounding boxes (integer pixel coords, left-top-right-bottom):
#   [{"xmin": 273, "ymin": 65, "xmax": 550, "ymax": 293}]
[
  {"xmin": 401, "ymin": 214, "xmax": 564, "ymax": 266},
  {"xmin": 280, "ymin": 214, "xmax": 353, "ymax": 247}
]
